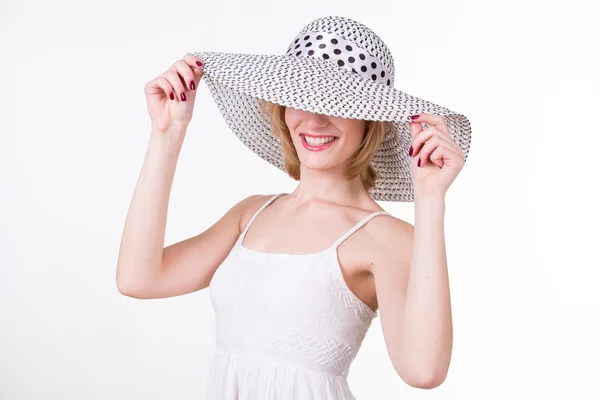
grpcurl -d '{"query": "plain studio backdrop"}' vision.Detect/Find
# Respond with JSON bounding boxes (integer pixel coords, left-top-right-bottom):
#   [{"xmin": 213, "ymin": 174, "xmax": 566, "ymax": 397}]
[{"xmin": 1, "ymin": 0, "xmax": 599, "ymax": 398}]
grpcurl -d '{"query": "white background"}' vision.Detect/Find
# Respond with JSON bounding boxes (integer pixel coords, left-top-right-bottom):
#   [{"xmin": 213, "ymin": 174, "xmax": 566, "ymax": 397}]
[{"xmin": 1, "ymin": 0, "xmax": 599, "ymax": 399}]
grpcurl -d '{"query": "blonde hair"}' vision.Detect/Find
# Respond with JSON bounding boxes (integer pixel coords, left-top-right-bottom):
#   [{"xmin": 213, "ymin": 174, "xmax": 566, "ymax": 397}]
[{"xmin": 259, "ymin": 100, "xmax": 390, "ymax": 192}]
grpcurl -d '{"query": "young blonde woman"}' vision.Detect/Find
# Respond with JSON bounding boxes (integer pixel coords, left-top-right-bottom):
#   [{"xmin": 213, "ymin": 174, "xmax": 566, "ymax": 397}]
[{"xmin": 116, "ymin": 15, "xmax": 471, "ymax": 400}]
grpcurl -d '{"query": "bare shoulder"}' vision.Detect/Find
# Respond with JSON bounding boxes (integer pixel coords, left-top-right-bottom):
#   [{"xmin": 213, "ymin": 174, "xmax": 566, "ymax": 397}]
[
  {"xmin": 371, "ymin": 213, "xmax": 414, "ymax": 243},
  {"xmin": 361, "ymin": 213, "xmax": 414, "ymax": 272},
  {"xmin": 236, "ymin": 193, "xmax": 278, "ymax": 232}
]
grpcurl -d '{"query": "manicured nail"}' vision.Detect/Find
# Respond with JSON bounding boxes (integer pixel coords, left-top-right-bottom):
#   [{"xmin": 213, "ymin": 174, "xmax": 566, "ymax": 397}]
[
  {"xmin": 169, "ymin": 92, "xmax": 174, "ymax": 100},
  {"xmin": 196, "ymin": 61, "xmax": 203, "ymax": 67},
  {"xmin": 409, "ymin": 146, "xmax": 413, "ymax": 156},
  {"xmin": 417, "ymin": 158, "xmax": 421, "ymax": 167},
  {"xmin": 410, "ymin": 115, "xmax": 420, "ymax": 120},
  {"xmin": 181, "ymin": 92, "xmax": 186, "ymax": 101},
  {"xmin": 190, "ymin": 80, "xmax": 195, "ymax": 90}
]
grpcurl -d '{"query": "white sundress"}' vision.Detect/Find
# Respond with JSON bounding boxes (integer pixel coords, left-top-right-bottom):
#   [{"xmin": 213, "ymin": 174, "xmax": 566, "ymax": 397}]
[{"xmin": 205, "ymin": 193, "xmax": 391, "ymax": 399}]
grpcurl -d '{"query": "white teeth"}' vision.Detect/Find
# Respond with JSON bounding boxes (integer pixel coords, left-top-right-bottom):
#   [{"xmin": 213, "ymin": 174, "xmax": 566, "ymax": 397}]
[{"xmin": 304, "ymin": 135, "xmax": 335, "ymax": 146}]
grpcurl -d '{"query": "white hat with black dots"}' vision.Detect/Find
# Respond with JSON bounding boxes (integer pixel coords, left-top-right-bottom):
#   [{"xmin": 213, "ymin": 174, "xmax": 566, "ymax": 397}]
[{"xmin": 189, "ymin": 15, "xmax": 472, "ymax": 202}]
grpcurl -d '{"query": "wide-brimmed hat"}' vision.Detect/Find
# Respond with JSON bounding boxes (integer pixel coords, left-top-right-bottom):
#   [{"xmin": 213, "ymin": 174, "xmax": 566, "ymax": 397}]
[{"xmin": 189, "ymin": 15, "xmax": 471, "ymax": 202}]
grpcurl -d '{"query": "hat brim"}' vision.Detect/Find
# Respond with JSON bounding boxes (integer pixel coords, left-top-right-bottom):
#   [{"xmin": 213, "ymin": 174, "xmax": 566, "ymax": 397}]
[{"xmin": 188, "ymin": 51, "xmax": 472, "ymax": 202}]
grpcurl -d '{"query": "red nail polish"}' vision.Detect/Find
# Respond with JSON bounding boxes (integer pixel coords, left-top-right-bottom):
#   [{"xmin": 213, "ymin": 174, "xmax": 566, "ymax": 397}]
[
  {"xmin": 409, "ymin": 146, "xmax": 413, "ymax": 156},
  {"xmin": 196, "ymin": 61, "xmax": 203, "ymax": 67},
  {"xmin": 169, "ymin": 92, "xmax": 174, "ymax": 100},
  {"xmin": 410, "ymin": 115, "xmax": 419, "ymax": 120},
  {"xmin": 181, "ymin": 92, "xmax": 186, "ymax": 101},
  {"xmin": 190, "ymin": 80, "xmax": 195, "ymax": 90},
  {"xmin": 417, "ymin": 158, "xmax": 421, "ymax": 167}
]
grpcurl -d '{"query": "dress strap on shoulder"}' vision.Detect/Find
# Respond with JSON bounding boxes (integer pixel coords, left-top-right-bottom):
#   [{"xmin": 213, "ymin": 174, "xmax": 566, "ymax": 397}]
[
  {"xmin": 330, "ymin": 210, "xmax": 392, "ymax": 250},
  {"xmin": 239, "ymin": 193, "xmax": 286, "ymax": 239}
]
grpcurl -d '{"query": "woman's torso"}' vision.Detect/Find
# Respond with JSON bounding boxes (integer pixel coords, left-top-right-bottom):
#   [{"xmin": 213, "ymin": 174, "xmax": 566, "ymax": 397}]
[
  {"xmin": 236, "ymin": 192, "xmax": 390, "ymax": 312},
  {"xmin": 205, "ymin": 192, "xmax": 393, "ymax": 398}
]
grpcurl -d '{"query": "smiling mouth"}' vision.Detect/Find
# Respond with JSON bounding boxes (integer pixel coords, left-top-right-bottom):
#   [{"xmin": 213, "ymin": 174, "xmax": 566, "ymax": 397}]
[{"xmin": 300, "ymin": 134, "xmax": 339, "ymax": 150}]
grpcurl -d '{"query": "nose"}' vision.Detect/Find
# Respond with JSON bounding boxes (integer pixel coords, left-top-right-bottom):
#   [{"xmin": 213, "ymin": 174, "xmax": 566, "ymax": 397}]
[{"xmin": 306, "ymin": 112, "xmax": 330, "ymax": 130}]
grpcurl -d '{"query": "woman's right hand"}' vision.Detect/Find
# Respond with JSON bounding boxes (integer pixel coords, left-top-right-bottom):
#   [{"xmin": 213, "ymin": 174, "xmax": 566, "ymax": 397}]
[{"xmin": 144, "ymin": 54, "xmax": 205, "ymax": 134}]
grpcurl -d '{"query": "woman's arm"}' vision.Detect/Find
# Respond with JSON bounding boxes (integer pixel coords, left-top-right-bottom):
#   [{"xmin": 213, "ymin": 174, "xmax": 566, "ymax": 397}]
[
  {"xmin": 115, "ymin": 123, "xmax": 265, "ymax": 299},
  {"xmin": 115, "ymin": 127, "xmax": 188, "ymax": 294},
  {"xmin": 371, "ymin": 193, "xmax": 452, "ymax": 389}
]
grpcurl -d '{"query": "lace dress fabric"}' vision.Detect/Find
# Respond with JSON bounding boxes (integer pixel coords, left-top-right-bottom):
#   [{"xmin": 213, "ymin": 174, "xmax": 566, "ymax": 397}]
[{"xmin": 205, "ymin": 193, "xmax": 391, "ymax": 399}]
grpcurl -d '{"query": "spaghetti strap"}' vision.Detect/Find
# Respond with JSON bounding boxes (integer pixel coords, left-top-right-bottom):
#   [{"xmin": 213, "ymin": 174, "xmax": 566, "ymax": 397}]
[
  {"xmin": 238, "ymin": 193, "xmax": 286, "ymax": 242},
  {"xmin": 330, "ymin": 211, "xmax": 392, "ymax": 250}
]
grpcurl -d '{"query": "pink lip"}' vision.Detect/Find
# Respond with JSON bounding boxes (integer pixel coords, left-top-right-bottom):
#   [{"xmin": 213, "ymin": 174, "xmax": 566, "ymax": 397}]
[{"xmin": 300, "ymin": 133, "xmax": 338, "ymax": 151}]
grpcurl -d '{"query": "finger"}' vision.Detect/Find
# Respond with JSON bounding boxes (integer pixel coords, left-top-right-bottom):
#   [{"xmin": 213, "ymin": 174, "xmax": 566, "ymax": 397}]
[
  {"xmin": 435, "ymin": 140, "xmax": 463, "ymax": 160},
  {"xmin": 421, "ymin": 141, "xmax": 456, "ymax": 169},
  {"xmin": 183, "ymin": 54, "xmax": 205, "ymax": 87},
  {"xmin": 409, "ymin": 120, "xmax": 423, "ymax": 139},
  {"xmin": 173, "ymin": 59, "xmax": 197, "ymax": 91},
  {"xmin": 424, "ymin": 128, "xmax": 455, "ymax": 150},
  {"xmin": 429, "ymin": 144, "xmax": 453, "ymax": 168},
  {"xmin": 164, "ymin": 70, "xmax": 187, "ymax": 101},
  {"xmin": 418, "ymin": 136, "xmax": 443, "ymax": 167},
  {"xmin": 410, "ymin": 125, "xmax": 430, "ymax": 156},
  {"xmin": 183, "ymin": 53, "xmax": 205, "ymax": 71},
  {"xmin": 410, "ymin": 113, "xmax": 450, "ymax": 135},
  {"xmin": 155, "ymin": 76, "xmax": 175, "ymax": 101},
  {"xmin": 411, "ymin": 126, "xmax": 454, "ymax": 157}
]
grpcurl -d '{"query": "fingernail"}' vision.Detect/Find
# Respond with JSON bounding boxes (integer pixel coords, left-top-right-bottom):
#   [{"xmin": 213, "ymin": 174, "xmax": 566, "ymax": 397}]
[
  {"xmin": 409, "ymin": 146, "xmax": 413, "ymax": 156},
  {"xmin": 196, "ymin": 61, "xmax": 203, "ymax": 67},
  {"xmin": 181, "ymin": 92, "xmax": 186, "ymax": 101},
  {"xmin": 417, "ymin": 158, "xmax": 421, "ymax": 167},
  {"xmin": 190, "ymin": 80, "xmax": 195, "ymax": 90},
  {"xmin": 410, "ymin": 115, "xmax": 420, "ymax": 120},
  {"xmin": 169, "ymin": 92, "xmax": 174, "ymax": 100}
]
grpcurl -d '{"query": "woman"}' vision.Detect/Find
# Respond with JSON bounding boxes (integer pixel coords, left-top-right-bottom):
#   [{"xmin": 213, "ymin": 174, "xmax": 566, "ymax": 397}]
[{"xmin": 116, "ymin": 15, "xmax": 471, "ymax": 399}]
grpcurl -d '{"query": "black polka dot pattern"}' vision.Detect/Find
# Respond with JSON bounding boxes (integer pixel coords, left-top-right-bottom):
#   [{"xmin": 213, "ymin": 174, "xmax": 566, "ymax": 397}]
[{"xmin": 285, "ymin": 30, "xmax": 394, "ymax": 87}]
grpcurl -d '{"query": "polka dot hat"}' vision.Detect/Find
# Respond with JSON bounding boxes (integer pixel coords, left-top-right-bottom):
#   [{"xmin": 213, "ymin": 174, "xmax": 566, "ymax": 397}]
[{"xmin": 189, "ymin": 15, "xmax": 472, "ymax": 202}]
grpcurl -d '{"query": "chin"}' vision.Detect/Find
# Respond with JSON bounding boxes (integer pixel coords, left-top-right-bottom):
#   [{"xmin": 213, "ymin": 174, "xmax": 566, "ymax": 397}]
[{"xmin": 299, "ymin": 159, "xmax": 336, "ymax": 171}]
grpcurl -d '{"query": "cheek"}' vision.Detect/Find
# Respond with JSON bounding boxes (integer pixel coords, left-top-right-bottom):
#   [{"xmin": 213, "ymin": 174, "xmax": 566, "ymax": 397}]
[
  {"xmin": 343, "ymin": 125, "xmax": 366, "ymax": 148},
  {"xmin": 285, "ymin": 114, "xmax": 305, "ymax": 145},
  {"xmin": 284, "ymin": 109, "xmax": 300, "ymax": 131}
]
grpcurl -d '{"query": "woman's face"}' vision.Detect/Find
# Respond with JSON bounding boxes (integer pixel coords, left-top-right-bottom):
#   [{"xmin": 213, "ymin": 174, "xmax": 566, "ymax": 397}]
[{"xmin": 284, "ymin": 107, "xmax": 367, "ymax": 172}]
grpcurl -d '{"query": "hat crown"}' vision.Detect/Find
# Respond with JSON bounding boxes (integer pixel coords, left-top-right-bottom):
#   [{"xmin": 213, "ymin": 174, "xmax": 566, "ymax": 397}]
[{"xmin": 286, "ymin": 15, "xmax": 396, "ymax": 87}]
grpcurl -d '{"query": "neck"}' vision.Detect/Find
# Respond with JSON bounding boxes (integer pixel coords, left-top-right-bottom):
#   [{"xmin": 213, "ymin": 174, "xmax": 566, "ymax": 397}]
[{"xmin": 288, "ymin": 165, "xmax": 370, "ymax": 207}]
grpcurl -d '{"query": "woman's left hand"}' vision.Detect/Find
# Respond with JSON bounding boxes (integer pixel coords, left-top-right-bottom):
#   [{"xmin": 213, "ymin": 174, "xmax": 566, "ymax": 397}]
[{"xmin": 408, "ymin": 113, "xmax": 465, "ymax": 197}]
